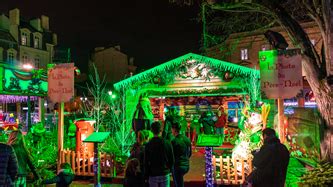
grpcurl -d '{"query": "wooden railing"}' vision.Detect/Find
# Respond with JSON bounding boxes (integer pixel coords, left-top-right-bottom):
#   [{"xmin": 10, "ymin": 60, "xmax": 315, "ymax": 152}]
[
  {"xmin": 212, "ymin": 155, "xmax": 252, "ymax": 185},
  {"xmin": 60, "ymin": 149, "xmax": 115, "ymax": 178}
]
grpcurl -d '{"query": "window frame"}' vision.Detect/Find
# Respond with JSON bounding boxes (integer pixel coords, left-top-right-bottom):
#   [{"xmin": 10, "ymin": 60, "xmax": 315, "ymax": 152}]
[
  {"xmin": 240, "ymin": 48, "xmax": 249, "ymax": 60},
  {"xmin": 7, "ymin": 48, "xmax": 17, "ymax": 64},
  {"xmin": 20, "ymin": 29, "xmax": 31, "ymax": 46},
  {"xmin": 34, "ymin": 56, "xmax": 40, "ymax": 68}
]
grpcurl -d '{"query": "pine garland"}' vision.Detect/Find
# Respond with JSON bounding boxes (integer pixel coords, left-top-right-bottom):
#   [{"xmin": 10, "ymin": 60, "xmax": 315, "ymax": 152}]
[{"xmin": 114, "ymin": 53, "xmax": 259, "ymax": 90}]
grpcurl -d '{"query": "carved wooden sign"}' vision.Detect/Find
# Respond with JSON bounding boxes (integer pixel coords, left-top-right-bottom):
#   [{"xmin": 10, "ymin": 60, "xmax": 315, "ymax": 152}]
[
  {"xmin": 259, "ymin": 49, "xmax": 303, "ymax": 99},
  {"xmin": 48, "ymin": 63, "xmax": 74, "ymax": 103}
]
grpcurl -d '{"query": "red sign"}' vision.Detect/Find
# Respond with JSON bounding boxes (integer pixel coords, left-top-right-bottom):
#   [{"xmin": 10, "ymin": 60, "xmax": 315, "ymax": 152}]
[
  {"xmin": 259, "ymin": 49, "xmax": 303, "ymax": 99},
  {"xmin": 48, "ymin": 63, "xmax": 74, "ymax": 103}
]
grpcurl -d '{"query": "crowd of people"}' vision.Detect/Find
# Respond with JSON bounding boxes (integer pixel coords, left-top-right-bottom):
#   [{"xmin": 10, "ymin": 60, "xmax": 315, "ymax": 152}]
[
  {"xmin": 127, "ymin": 95, "xmax": 229, "ymax": 187},
  {"xmin": 125, "ymin": 112, "xmax": 192, "ymax": 187},
  {"xmin": 0, "ymin": 94, "xmax": 290, "ymax": 187},
  {"xmin": 0, "ymin": 129, "xmax": 75, "ymax": 187}
]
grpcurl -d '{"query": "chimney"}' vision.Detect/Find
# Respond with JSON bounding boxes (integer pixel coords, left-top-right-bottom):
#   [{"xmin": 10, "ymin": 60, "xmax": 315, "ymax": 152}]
[
  {"xmin": 52, "ymin": 33, "xmax": 57, "ymax": 45},
  {"xmin": 41, "ymin": 15, "xmax": 49, "ymax": 30},
  {"xmin": 129, "ymin": 57, "xmax": 134, "ymax": 65},
  {"xmin": 9, "ymin": 8, "xmax": 20, "ymax": 25},
  {"xmin": 30, "ymin": 18, "xmax": 41, "ymax": 31}
]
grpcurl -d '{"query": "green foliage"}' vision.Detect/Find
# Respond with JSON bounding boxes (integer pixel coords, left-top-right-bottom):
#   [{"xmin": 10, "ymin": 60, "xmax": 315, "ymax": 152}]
[
  {"xmin": 285, "ymin": 158, "xmax": 307, "ymax": 187},
  {"xmin": 25, "ymin": 130, "xmax": 58, "ymax": 179},
  {"xmin": 300, "ymin": 161, "xmax": 333, "ymax": 186},
  {"xmin": 114, "ymin": 53, "xmax": 259, "ymax": 91}
]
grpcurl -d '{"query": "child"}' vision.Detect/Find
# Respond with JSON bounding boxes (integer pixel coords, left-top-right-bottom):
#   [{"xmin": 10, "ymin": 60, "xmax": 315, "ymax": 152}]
[
  {"xmin": 124, "ymin": 158, "xmax": 144, "ymax": 187},
  {"xmin": 43, "ymin": 162, "xmax": 74, "ymax": 187}
]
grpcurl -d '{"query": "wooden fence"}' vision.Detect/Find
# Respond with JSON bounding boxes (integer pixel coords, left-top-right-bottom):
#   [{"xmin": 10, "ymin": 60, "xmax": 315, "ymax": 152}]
[
  {"xmin": 212, "ymin": 155, "xmax": 252, "ymax": 185},
  {"xmin": 60, "ymin": 149, "xmax": 115, "ymax": 178}
]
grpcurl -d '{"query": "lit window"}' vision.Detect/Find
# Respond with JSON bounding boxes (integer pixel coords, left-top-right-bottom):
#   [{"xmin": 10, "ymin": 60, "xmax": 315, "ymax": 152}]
[
  {"xmin": 21, "ymin": 32, "xmax": 28, "ymax": 46},
  {"xmin": 241, "ymin": 48, "xmax": 248, "ymax": 60},
  {"xmin": 34, "ymin": 36, "xmax": 40, "ymax": 48}
]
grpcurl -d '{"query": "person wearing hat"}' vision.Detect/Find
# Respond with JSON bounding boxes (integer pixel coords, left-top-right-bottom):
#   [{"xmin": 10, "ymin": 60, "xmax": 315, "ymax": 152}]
[{"xmin": 133, "ymin": 93, "xmax": 154, "ymax": 136}]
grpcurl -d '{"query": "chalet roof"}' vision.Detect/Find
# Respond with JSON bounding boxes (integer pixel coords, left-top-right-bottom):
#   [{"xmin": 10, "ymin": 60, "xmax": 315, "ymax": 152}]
[{"xmin": 114, "ymin": 53, "xmax": 259, "ymax": 90}]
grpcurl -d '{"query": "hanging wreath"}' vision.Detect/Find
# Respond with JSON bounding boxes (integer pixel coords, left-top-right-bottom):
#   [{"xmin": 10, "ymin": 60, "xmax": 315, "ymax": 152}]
[
  {"xmin": 152, "ymin": 76, "xmax": 161, "ymax": 84},
  {"xmin": 223, "ymin": 71, "xmax": 235, "ymax": 82}
]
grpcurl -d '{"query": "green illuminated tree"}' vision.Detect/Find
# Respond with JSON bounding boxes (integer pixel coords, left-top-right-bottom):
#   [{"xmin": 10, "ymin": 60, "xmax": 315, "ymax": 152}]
[{"xmin": 172, "ymin": 0, "xmax": 333, "ymax": 159}]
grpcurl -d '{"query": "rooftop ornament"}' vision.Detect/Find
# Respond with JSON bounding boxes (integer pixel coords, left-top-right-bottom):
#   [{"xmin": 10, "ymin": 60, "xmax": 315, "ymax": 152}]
[{"xmin": 113, "ymin": 53, "xmax": 259, "ymax": 91}]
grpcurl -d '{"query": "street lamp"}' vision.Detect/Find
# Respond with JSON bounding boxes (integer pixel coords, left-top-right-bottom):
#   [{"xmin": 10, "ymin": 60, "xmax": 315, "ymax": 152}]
[{"xmin": 108, "ymin": 91, "xmax": 112, "ymax": 96}]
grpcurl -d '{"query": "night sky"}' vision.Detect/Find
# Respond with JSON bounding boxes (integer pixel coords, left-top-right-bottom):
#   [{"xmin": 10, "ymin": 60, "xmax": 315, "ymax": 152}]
[{"xmin": 1, "ymin": 0, "xmax": 202, "ymax": 73}]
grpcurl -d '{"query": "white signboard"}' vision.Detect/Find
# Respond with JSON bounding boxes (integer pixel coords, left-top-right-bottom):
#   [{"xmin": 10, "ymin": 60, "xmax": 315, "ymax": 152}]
[
  {"xmin": 48, "ymin": 63, "xmax": 74, "ymax": 103},
  {"xmin": 259, "ymin": 49, "xmax": 303, "ymax": 99}
]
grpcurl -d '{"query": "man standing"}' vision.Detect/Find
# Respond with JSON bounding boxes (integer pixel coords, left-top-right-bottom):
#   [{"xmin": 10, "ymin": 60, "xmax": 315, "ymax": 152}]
[
  {"xmin": 215, "ymin": 108, "xmax": 227, "ymax": 138},
  {"xmin": 247, "ymin": 128, "xmax": 290, "ymax": 187},
  {"xmin": 145, "ymin": 121, "xmax": 174, "ymax": 187},
  {"xmin": 163, "ymin": 107, "xmax": 179, "ymax": 141},
  {"xmin": 171, "ymin": 121, "xmax": 192, "ymax": 187},
  {"xmin": 0, "ymin": 143, "xmax": 18, "ymax": 186}
]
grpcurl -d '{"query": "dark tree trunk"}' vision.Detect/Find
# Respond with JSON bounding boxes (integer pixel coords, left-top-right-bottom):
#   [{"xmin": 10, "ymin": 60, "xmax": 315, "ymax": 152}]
[{"xmin": 261, "ymin": 1, "xmax": 333, "ymax": 159}]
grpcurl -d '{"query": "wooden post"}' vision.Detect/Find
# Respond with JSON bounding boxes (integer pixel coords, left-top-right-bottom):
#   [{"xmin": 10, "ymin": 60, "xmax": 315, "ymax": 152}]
[
  {"xmin": 58, "ymin": 102, "xmax": 64, "ymax": 171},
  {"xmin": 38, "ymin": 97, "xmax": 45, "ymax": 125},
  {"xmin": 277, "ymin": 98, "xmax": 285, "ymax": 143}
]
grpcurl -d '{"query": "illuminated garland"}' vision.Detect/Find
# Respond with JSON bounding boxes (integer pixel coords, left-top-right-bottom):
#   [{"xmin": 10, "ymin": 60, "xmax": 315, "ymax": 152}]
[
  {"xmin": 148, "ymin": 87, "xmax": 245, "ymax": 97},
  {"xmin": 114, "ymin": 53, "xmax": 259, "ymax": 90},
  {"xmin": 205, "ymin": 147, "xmax": 214, "ymax": 187}
]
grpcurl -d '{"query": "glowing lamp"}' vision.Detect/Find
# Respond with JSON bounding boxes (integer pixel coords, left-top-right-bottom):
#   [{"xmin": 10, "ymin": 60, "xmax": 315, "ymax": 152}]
[
  {"xmin": 23, "ymin": 63, "xmax": 33, "ymax": 70},
  {"xmin": 108, "ymin": 91, "xmax": 112, "ymax": 96}
]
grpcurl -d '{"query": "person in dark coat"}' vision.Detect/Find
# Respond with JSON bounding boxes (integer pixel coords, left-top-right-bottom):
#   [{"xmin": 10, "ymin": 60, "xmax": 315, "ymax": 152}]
[
  {"xmin": 43, "ymin": 162, "xmax": 74, "ymax": 187},
  {"xmin": 124, "ymin": 158, "xmax": 144, "ymax": 187},
  {"xmin": 129, "ymin": 130, "xmax": 149, "ymax": 181},
  {"xmin": 199, "ymin": 111, "xmax": 216, "ymax": 135},
  {"xmin": 145, "ymin": 121, "xmax": 174, "ymax": 187},
  {"xmin": 163, "ymin": 107, "xmax": 179, "ymax": 141},
  {"xmin": 7, "ymin": 130, "xmax": 40, "ymax": 186},
  {"xmin": 0, "ymin": 143, "xmax": 18, "ymax": 187},
  {"xmin": 246, "ymin": 128, "xmax": 290, "ymax": 187},
  {"xmin": 171, "ymin": 121, "xmax": 192, "ymax": 187}
]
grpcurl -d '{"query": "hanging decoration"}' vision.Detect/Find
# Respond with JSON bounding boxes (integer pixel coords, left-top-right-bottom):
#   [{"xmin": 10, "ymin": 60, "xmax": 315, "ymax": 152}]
[
  {"xmin": 2, "ymin": 67, "xmax": 48, "ymax": 95},
  {"xmin": 152, "ymin": 76, "xmax": 161, "ymax": 84},
  {"xmin": 0, "ymin": 95, "xmax": 37, "ymax": 103},
  {"xmin": 222, "ymin": 71, "xmax": 235, "ymax": 82}
]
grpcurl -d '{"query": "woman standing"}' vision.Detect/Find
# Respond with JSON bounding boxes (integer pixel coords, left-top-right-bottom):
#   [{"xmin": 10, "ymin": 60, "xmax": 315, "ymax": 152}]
[{"xmin": 7, "ymin": 130, "xmax": 40, "ymax": 187}]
